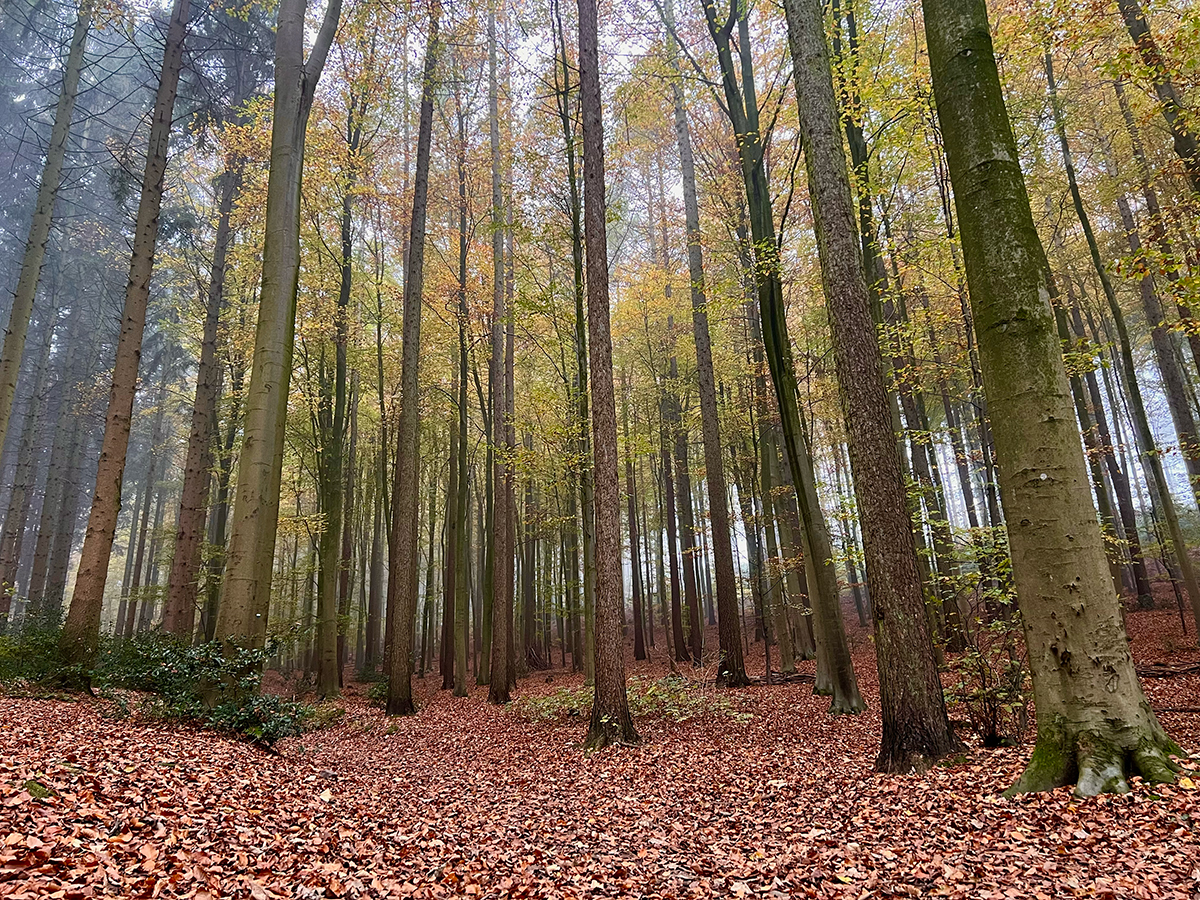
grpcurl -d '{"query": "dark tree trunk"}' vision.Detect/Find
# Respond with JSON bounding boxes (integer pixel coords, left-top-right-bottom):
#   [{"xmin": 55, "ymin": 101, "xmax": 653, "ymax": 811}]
[{"xmin": 577, "ymin": 0, "xmax": 637, "ymax": 749}]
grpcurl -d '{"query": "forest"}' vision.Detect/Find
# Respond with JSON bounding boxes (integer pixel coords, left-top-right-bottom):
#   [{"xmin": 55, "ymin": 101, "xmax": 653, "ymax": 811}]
[{"xmin": 0, "ymin": 0, "xmax": 1198, "ymax": 894}]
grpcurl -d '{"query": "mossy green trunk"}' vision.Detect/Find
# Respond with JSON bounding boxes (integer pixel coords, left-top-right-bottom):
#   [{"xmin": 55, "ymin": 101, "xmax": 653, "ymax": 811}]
[{"xmin": 923, "ymin": 0, "xmax": 1179, "ymax": 795}]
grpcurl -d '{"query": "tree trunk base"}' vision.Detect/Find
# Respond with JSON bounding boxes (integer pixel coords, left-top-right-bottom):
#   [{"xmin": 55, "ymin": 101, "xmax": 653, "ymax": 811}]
[
  {"xmin": 386, "ymin": 695, "xmax": 416, "ymax": 716},
  {"xmin": 820, "ymin": 688, "xmax": 867, "ymax": 715},
  {"xmin": 875, "ymin": 725, "xmax": 964, "ymax": 774},
  {"xmin": 583, "ymin": 716, "xmax": 640, "ymax": 753},
  {"xmin": 815, "ymin": 669, "xmax": 866, "ymax": 716},
  {"xmin": 486, "ymin": 685, "xmax": 510, "ymax": 704},
  {"xmin": 1007, "ymin": 717, "xmax": 1182, "ymax": 797},
  {"xmin": 717, "ymin": 668, "xmax": 753, "ymax": 689}
]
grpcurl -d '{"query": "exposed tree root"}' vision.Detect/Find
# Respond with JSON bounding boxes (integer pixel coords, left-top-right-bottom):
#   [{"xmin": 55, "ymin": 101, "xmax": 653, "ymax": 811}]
[
  {"xmin": 1007, "ymin": 719, "xmax": 1182, "ymax": 797},
  {"xmin": 1137, "ymin": 661, "xmax": 1200, "ymax": 678}
]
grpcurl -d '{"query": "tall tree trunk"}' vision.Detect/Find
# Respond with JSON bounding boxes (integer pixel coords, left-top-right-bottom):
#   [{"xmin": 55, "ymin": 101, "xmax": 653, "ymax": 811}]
[
  {"xmin": 1064, "ymin": 290, "xmax": 1153, "ymax": 607},
  {"xmin": 441, "ymin": 406, "xmax": 459, "ymax": 690},
  {"xmin": 663, "ymin": 0, "xmax": 745, "ymax": 684},
  {"xmin": 704, "ymin": 0, "xmax": 861, "ymax": 716},
  {"xmin": 758, "ymin": 425, "xmax": 795, "ymax": 674},
  {"xmin": 523, "ymin": 432, "xmax": 543, "ymax": 667},
  {"xmin": 1116, "ymin": 0, "xmax": 1200, "ymax": 195},
  {"xmin": 0, "ymin": 2, "xmax": 90, "ymax": 459},
  {"xmin": 164, "ymin": 165, "xmax": 242, "ymax": 639},
  {"xmin": 553, "ymin": 0, "xmax": 596, "ymax": 684},
  {"xmin": 199, "ymin": 362, "xmax": 243, "ymax": 644},
  {"xmin": 26, "ymin": 337, "xmax": 85, "ymax": 621},
  {"xmin": 45, "ymin": 425, "xmax": 92, "ymax": 622},
  {"xmin": 365, "ymin": 440, "xmax": 384, "ymax": 672},
  {"xmin": 1113, "ymin": 79, "xmax": 1200, "ymax": 381},
  {"xmin": 621, "ymin": 372, "xmax": 647, "ymax": 661},
  {"xmin": 659, "ymin": 407, "xmax": 689, "ymax": 662},
  {"xmin": 337, "ymin": 373, "xmax": 359, "ymax": 679},
  {"xmin": 577, "ymin": 0, "xmax": 637, "ymax": 749},
  {"xmin": 787, "ymin": 0, "xmax": 954, "ymax": 757},
  {"xmin": 217, "ymin": 0, "xmax": 343, "ymax": 649},
  {"xmin": 454, "ymin": 354, "xmax": 470, "ymax": 699},
  {"xmin": 60, "ymin": 0, "xmax": 189, "ymax": 670},
  {"xmin": 386, "ymin": 5, "xmax": 438, "ymax": 715},
  {"xmin": 122, "ymin": 368, "xmax": 170, "ymax": 638},
  {"xmin": 0, "ymin": 314, "xmax": 56, "ymax": 628},
  {"xmin": 488, "ymin": 4, "xmax": 512, "ymax": 704},
  {"xmin": 923, "ymin": 0, "xmax": 1178, "ymax": 795},
  {"xmin": 1046, "ymin": 49, "xmax": 1200, "ymax": 628}
]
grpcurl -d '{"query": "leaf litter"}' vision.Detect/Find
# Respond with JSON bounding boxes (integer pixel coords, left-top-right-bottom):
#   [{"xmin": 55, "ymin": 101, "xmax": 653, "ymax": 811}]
[{"xmin": 1, "ymin": 607, "xmax": 1197, "ymax": 899}]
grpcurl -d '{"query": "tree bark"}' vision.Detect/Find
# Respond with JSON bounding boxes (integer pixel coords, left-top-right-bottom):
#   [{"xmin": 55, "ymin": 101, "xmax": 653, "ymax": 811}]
[
  {"xmin": 60, "ymin": 0, "xmax": 189, "ymax": 669},
  {"xmin": 386, "ymin": 4, "xmax": 439, "ymax": 715},
  {"xmin": 216, "ymin": 0, "xmax": 343, "ymax": 649},
  {"xmin": 577, "ymin": 0, "xmax": 638, "ymax": 749},
  {"xmin": 923, "ymin": 0, "xmax": 1179, "ymax": 795}
]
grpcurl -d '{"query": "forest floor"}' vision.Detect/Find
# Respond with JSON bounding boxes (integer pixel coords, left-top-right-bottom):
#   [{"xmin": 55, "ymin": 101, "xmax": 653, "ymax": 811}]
[{"xmin": 1, "ymin": 607, "xmax": 1198, "ymax": 899}]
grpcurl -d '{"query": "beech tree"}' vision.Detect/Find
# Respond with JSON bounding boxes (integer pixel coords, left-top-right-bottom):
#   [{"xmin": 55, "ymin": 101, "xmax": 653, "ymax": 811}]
[
  {"xmin": 216, "ymin": 0, "xmax": 343, "ymax": 649},
  {"xmin": 923, "ymin": 0, "xmax": 1179, "ymax": 796}
]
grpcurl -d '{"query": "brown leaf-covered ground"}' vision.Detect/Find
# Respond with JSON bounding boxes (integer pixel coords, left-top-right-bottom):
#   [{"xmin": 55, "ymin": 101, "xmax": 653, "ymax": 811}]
[{"xmin": 2, "ymin": 607, "xmax": 1198, "ymax": 899}]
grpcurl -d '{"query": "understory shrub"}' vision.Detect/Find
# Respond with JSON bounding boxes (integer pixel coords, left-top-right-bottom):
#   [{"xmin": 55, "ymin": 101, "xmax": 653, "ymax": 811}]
[
  {"xmin": 0, "ymin": 628, "xmax": 315, "ymax": 748},
  {"xmin": 944, "ymin": 549, "xmax": 1031, "ymax": 748}
]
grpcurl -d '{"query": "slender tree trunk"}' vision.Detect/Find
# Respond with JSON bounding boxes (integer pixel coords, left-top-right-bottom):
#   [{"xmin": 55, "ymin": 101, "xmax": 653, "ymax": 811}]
[
  {"xmin": 577, "ymin": 0, "xmax": 637, "ymax": 749},
  {"xmin": 419, "ymin": 469, "xmax": 438, "ymax": 678},
  {"xmin": 621, "ymin": 372, "xmax": 647, "ymax": 660},
  {"xmin": 365, "ymin": 441, "xmax": 384, "ymax": 671},
  {"xmin": 1046, "ymin": 49, "xmax": 1200, "ymax": 628},
  {"xmin": 163, "ymin": 166, "xmax": 241, "ymax": 639},
  {"xmin": 336, "ymin": 374, "xmax": 359, "ymax": 680},
  {"xmin": 441, "ymin": 406, "xmax": 459, "ymax": 689},
  {"xmin": 0, "ymin": 3, "xmax": 90, "ymax": 459},
  {"xmin": 659, "ymin": 409, "xmax": 689, "ymax": 662},
  {"xmin": 788, "ymin": 0, "xmax": 953, "ymax": 753},
  {"xmin": 0, "ymin": 315, "xmax": 56, "ymax": 628},
  {"xmin": 758, "ymin": 426, "xmax": 795, "ymax": 674},
  {"xmin": 1116, "ymin": 0, "xmax": 1200, "ymax": 195},
  {"xmin": 454, "ymin": 364, "xmax": 470, "ymax": 699},
  {"xmin": 27, "ymin": 351, "xmax": 83, "ymax": 620},
  {"xmin": 60, "ymin": 0, "xmax": 189, "ymax": 669},
  {"xmin": 705, "ymin": 1, "xmax": 862, "ymax": 715},
  {"xmin": 488, "ymin": 4, "xmax": 512, "ymax": 704},
  {"xmin": 199, "ymin": 363, "xmax": 242, "ymax": 644},
  {"xmin": 217, "ymin": 0, "xmax": 343, "ymax": 649},
  {"xmin": 386, "ymin": 6, "xmax": 438, "ymax": 715},
  {"xmin": 924, "ymin": 0, "xmax": 1178, "ymax": 795},
  {"xmin": 1113, "ymin": 79, "xmax": 1200, "ymax": 381},
  {"xmin": 663, "ymin": 0, "xmax": 745, "ymax": 685}
]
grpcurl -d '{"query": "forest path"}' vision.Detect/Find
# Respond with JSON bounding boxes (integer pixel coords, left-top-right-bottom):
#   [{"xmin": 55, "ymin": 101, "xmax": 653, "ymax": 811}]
[{"xmin": 1, "ymin": 608, "xmax": 1197, "ymax": 898}]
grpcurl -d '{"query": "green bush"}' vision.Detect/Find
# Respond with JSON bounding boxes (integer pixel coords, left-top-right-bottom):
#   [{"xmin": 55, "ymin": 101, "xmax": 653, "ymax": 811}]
[
  {"xmin": 366, "ymin": 680, "xmax": 388, "ymax": 707},
  {"xmin": 101, "ymin": 634, "xmax": 311, "ymax": 747},
  {"xmin": 0, "ymin": 628, "xmax": 314, "ymax": 748},
  {"xmin": 944, "ymin": 562, "xmax": 1031, "ymax": 748},
  {"xmin": 0, "ymin": 624, "xmax": 69, "ymax": 685}
]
